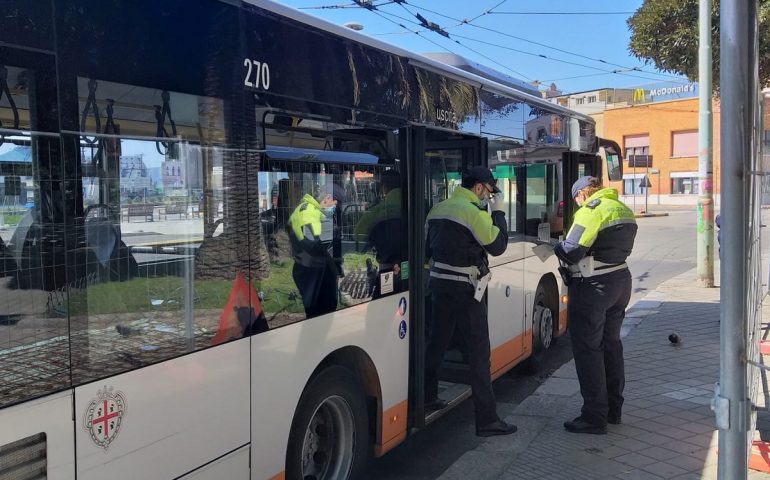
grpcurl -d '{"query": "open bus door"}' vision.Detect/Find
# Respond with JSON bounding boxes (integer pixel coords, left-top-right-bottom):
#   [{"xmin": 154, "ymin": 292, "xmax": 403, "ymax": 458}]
[
  {"xmin": 408, "ymin": 126, "xmax": 488, "ymax": 429},
  {"xmin": 561, "ymin": 138, "xmax": 623, "ymax": 231}
]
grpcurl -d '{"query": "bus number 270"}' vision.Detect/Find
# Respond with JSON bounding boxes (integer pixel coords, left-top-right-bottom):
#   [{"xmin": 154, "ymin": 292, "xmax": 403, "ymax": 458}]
[{"xmin": 243, "ymin": 59, "xmax": 270, "ymax": 90}]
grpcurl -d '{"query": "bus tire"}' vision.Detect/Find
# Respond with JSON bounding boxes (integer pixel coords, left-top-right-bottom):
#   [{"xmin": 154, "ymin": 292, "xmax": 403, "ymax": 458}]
[
  {"xmin": 523, "ymin": 287, "xmax": 555, "ymax": 374},
  {"xmin": 286, "ymin": 365, "xmax": 369, "ymax": 480}
]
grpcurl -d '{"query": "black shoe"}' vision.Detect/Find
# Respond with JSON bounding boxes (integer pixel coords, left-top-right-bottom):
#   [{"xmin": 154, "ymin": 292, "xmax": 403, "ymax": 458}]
[
  {"xmin": 476, "ymin": 420, "xmax": 518, "ymax": 437},
  {"xmin": 563, "ymin": 416, "xmax": 607, "ymax": 435},
  {"xmin": 608, "ymin": 413, "xmax": 621, "ymax": 425},
  {"xmin": 425, "ymin": 398, "xmax": 448, "ymax": 411}
]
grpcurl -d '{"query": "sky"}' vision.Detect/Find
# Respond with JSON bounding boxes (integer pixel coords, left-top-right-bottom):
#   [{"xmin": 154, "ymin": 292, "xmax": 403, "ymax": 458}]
[{"xmin": 274, "ymin": 0, "xmax": 692, "ymax": 94}]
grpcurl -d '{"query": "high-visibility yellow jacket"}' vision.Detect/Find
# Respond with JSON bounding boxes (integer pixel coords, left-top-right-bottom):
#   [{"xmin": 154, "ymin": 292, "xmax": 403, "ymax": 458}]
[
  {"xmin": 555, "ymin": 188, "xmax": 637, "ymax": 265},
  {"xmin": 426, "ymin": 186, "xmax": 508, "ymax": 292},
  {"xmin": 288, "ymin": 194, "xmax": 327, "ymax": 268}
]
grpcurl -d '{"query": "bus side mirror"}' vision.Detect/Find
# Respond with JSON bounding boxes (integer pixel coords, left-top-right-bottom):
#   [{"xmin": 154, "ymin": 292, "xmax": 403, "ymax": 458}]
[
  {"xmin": 605, "ymin": 152, "xmax": 622, "ymax": 181},
  {"xmin": 596, "ymin": 138, "xmax": 623, "ymax": 181}
]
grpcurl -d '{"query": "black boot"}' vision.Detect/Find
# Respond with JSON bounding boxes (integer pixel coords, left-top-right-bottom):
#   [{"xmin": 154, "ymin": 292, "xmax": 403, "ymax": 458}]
[{"xmin": 563, "ymin": 416, "xmax": 607, "ymax": 434}]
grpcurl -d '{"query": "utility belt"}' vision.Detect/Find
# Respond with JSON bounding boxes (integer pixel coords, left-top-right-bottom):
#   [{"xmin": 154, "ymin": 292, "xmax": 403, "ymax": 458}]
[
  {"xmin": 293, "ymin": 251, "xmax": 327, "ymax": 268},
  {"xmin": 429, "ymin": 260, "xmax": 491, "ymax": 302},
  {"xmin": 567, "ymin": 256, "xmax": 628, "ymax": 278}
]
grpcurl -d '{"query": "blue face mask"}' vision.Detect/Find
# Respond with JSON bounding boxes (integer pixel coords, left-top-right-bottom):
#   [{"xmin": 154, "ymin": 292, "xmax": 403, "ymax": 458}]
[
  {"xmin": 322, "ymin": 206, "xmax": 336, "ymax": 218},
  {"xmin": 478, "ymin": 197, "xmax": 489, "ymax": 209}
]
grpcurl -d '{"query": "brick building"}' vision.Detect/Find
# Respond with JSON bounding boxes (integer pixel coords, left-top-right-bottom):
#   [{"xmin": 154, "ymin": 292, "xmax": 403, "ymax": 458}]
[{"xmin": 602, "ymin": 97, "xmax": 723, "ymax": 206}]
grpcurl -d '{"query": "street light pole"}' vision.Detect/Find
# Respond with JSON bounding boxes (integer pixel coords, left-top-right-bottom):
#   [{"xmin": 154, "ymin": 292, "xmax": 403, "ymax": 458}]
[{"xmin": 696, "ymin": 0, "xmax": 715, "ymax": 287}]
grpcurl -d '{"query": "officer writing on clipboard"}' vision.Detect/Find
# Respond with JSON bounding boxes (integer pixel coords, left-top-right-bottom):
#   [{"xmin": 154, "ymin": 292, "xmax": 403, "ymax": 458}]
[
  {"xmin": 423, "ymin": 166, "xmax": 517, "ymax": 437},
  {"xmin": 554, "ymin": 176, "xmax": 637, "ymax": 434}
]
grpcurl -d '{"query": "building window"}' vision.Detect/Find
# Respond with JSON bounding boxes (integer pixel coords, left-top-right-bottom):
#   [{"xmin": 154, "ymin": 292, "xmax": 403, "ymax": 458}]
[
  {"xmin": 624, "ymin": 134, "xmax": 650, "ymax": 159},
  {"xmin": 575, "ymin": 97, "xmax": 585, "ymax": 105},
  {"xmin": 671, "ymin": 177, "xmax": 700, "ymax": 194},
  {"xmin": 557, "ymin": 98, "xmax": 567, "ymax": 106},
  {"xmin": 671, "ymin": 130, "xmax": 698, "ymax": 157},
  {"xmin": 623, "ymin": 176, "xmax": 648, "ymax": 195},
  {"xmin": 587, "ymin": 95, "xmax": 597, "ymax": 103}
]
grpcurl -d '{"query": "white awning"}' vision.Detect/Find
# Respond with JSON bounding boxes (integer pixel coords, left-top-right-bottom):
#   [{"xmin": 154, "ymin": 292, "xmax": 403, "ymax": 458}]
[
  {"xmin": 622, "ymin": 173, "xmax": 646, "ymax": 179},
  {"xmin": 670, "ymin": 171, "xmax": 699, "ymax": 178}
]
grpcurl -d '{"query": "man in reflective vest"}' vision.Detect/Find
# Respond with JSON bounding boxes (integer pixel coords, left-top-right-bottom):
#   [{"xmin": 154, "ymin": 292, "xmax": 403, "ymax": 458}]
[
  {"xmin": 353, "ymin": 171, "xmax": 402, "ymax": 297},
  {"xmin": 555, "ymin": 176, "xmax": 637, "ymax": 434},
  {"xmin": 288, "ymin": 192, "xmax": 340, "ymax": 317},
  {"xmin": 424, "ymin": 166, "xmax": 517, "ymax": 437}
]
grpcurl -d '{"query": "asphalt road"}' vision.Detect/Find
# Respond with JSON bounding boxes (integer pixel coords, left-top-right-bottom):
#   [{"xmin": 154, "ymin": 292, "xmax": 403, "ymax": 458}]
[{"xmin": 367, "ymin": 208, "xmax": 701, "ymax": 480}]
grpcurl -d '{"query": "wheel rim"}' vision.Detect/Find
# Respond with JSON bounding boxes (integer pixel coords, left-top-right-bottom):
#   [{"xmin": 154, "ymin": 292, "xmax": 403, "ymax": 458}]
[
  {"xmin": 300, "ymin": 395, "xmax": 356, "ymax": 480},
  {"xmin": 535, "ymin": 304, "xmax": 554, "ymax": 350}
]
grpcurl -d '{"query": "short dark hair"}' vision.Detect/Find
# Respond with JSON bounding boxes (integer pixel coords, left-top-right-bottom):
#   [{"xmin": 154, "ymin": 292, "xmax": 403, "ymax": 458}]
[{"xmin": 462, "ymin": 177, "xmax": 480, "ymax": 189}]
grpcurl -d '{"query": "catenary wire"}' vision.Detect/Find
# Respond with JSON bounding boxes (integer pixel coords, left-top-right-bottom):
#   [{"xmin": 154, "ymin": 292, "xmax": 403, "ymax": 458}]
[{"xmin": 376, "ymin": 1, "xmax": 686, "ymax": 81}]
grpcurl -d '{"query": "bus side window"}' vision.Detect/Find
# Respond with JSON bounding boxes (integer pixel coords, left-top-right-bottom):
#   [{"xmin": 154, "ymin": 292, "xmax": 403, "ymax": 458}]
[
  {"xmin": 256, "ymin": 116, "xmax": 404, "ymax": 328},
  {"xmin": 67, "ymin": 78, "xmax": 252, "ymax": 385}
]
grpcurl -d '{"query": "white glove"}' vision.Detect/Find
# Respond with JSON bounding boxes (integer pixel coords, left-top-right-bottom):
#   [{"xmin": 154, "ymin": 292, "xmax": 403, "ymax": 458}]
[{"xmin": 489, "ymin": 191, "xmax": 505, "ymax": 213}]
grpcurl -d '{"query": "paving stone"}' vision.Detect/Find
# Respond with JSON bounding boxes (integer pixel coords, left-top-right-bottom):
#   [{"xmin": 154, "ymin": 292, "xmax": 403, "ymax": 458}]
[
  {"xmin": 435, "ymin": 264, "xmax": 770, "ymax": 480},
  {"xmin": 615, "ymin": 452, "xmax": 659, "ymax": 468},
  {"xmin": 636, "ymin": 446, "xmax": 681, "ymax": 462},
  {"xmin": 641, "ymin": 461, "xmax": 689, "ymax": 478},
  {"xmin": 534, "ymin": 377, "xmax": 581, "ymax": 396}
]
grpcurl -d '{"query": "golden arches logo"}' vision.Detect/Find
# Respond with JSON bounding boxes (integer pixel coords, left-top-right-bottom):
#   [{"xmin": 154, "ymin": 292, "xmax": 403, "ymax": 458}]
[{"xmin": 632, "ymin": 89, "xmax": 646, "ymax": 102}]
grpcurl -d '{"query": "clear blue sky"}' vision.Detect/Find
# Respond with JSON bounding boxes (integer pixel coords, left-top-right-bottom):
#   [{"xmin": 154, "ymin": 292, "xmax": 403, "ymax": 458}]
[{"xmin": 275, "ymin": 0, "xmax": 691, "ymax": 94}]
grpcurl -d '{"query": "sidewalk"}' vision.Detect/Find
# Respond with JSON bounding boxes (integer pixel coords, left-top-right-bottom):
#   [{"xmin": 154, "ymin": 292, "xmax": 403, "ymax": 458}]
[{"xmin": 437, "ymin": 266, "xmax": 770, "ymax": 480}]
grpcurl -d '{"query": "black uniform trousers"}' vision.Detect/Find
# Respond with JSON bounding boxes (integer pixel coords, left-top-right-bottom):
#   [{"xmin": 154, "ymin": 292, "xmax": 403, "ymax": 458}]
[
  {"xmin": 424, "ymin": 289, "xmax": 498, "ymax": 427},
  {"xmin": 568, "ymin": 268, "xmax": 632, "ymax": 425},
  {"xmin": 292, "ymin": 263, "xmax": 338, "ymax": 318}
]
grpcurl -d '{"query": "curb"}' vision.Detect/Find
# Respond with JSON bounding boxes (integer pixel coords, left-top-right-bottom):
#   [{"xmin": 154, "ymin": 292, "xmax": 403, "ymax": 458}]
[{"xmin": 634, "ymin": 212, "xmax": 670, "ymax": 218}]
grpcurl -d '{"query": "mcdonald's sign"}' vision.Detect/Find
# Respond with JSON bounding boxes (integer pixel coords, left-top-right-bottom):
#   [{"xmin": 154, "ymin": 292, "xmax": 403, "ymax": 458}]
[{"xmin": 632, "ymin": 88, "xmax": 646, "ymax": 102}]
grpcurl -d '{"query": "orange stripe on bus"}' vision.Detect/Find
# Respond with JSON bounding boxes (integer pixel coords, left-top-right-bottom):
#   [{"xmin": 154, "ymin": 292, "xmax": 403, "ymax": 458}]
[
  {"xmin": 269, "ymin": 471, "xmax": 285, "ymax": 480},
  {"xmin": 374, "ymin": 430, "xmax": 407, "ymax": 457},
  {"xmin": 557, "ymin": 308, "xmax": 568, "ymax": 336},
  {"xmin": 490, "ymin": 332, "xmax": 526, "ymax": 380},
  {"xmin": 375, "ymin": 399, "xmax": 407, "ymax": 457}
]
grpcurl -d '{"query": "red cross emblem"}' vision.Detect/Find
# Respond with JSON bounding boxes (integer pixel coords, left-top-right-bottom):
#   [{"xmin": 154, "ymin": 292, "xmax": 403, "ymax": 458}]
[{"xmin": 84, "ymin": 386, "xmax": 127, "ymax": 450}]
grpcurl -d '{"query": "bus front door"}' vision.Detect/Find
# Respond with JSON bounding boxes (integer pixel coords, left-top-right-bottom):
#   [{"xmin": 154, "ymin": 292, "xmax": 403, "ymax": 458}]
[{"xmin": 410, "ymin": 126, "xmax": 486, "ymax": 427}]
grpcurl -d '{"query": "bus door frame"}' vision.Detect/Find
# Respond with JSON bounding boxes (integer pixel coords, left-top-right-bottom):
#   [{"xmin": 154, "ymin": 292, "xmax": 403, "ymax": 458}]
[
  {"xmin": 561, "ymin": 151, "xmax": 602, "ymax": 231},
  {"xmin": 407, "ymin": 125, "xmax": 487, "ymax": 430}
]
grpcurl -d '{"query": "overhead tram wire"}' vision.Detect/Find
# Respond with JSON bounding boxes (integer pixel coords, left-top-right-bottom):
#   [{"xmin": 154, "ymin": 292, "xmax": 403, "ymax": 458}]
[
  {"xmin": 299, "ymin": 1, "xmax": 395, "ymax": 9},
  {"xmin": 447, "ymin": 32, "xmax": 688, "ymax": 85},
  {"xmin": 374, "ymin": 8, "xmax": 531, "ymax": 80},
  {"xmin": 466, "ymin": 0, "xmax": 508, "ymax": 24},
  {"xmin": 384, "ymin": 1, "xmax": 686, "ymax": 82},
  {"xmin": 543, "ymin": 69, "xmax": 655, "ymax": 82},
  {"xmin": 491, "ymin": 11, "xmax": 636, "ymax": 15},
  {"xmin": 297, "ymin": 1, "xmax": 685, "ymax": 84},
  {"xmin": 376, "ymin": 8, "xmax": 680, "ymax": 85}
]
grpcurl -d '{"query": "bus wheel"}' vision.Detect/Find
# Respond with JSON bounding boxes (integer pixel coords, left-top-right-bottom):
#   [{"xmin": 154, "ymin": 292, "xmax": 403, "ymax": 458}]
[
  {"xmin": 287, "ymin": 366, "xmax": 369, "ymax": 480},
  {"xmin": 524, "ymin": 288, "xmax": 555, "ymax": 373}
]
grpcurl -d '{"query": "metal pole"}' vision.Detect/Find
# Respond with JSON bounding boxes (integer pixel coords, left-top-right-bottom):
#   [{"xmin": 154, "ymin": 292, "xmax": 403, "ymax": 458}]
[
  {"xmin": 697, "ymin": 0, "xmax": 715, "ymax": 287},
  {"xmin": 717, "ymin": 0, "xmax": 752, "ymax": 477},
  {"xmin": 645, "ymin": 163, "xmax": 649, "ymax": 212}
]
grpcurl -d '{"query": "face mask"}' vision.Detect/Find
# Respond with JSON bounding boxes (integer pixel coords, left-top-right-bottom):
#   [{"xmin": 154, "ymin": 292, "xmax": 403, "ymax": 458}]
[
  {"xmin": 478, "ymin": 196, "xmax": 489, "ymax": 209},
  {"xmin": 322, "ymin": 206, "xmax": 336, "ymax": 218}
]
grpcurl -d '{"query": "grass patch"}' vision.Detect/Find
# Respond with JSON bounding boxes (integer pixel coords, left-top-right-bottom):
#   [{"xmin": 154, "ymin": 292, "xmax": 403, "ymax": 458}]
[{"xmin": 66, "ymin": 252, "xmax": 373, "ymax": 317}]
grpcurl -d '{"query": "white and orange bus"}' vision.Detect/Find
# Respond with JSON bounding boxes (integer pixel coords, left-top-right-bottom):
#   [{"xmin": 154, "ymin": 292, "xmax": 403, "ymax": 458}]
[{"xmin": 0, "ymin": 1, "xmax": 622, "ymax": 479}]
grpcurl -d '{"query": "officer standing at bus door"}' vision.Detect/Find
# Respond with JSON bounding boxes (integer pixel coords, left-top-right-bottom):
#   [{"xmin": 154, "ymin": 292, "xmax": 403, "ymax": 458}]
[
  {"xmin": 353, "ymin": 171, "xmax": 402, "ymax": 298},
  {"xmin": 555, "ymin": 176, "xmax": 637, "ymax": 434},
  {"xmin": 423, "ymin": 166, "xmax": 517, "ymax": 437},
  {"xmin": 288, "ymin": 192, "xmax": 340, "ymax": 317}
]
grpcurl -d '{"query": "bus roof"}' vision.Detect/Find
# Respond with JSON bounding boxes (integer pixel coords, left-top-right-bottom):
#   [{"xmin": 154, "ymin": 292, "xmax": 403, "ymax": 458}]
[{"xmin": 242, "ymin": 0, "xmax": 595, "ymax": 125}]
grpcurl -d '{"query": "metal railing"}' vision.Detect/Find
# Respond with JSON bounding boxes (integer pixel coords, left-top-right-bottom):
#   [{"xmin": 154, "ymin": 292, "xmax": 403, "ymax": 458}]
[{"xmin": 717, "ymin": 1, "xmax": 764, "ymax": 478}]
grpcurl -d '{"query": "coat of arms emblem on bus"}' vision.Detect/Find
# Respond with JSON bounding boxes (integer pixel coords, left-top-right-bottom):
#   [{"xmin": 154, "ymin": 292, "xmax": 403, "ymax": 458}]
[{"xmin": 83, "ymin": 386, "xmax": 127, "ymax": 450}]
